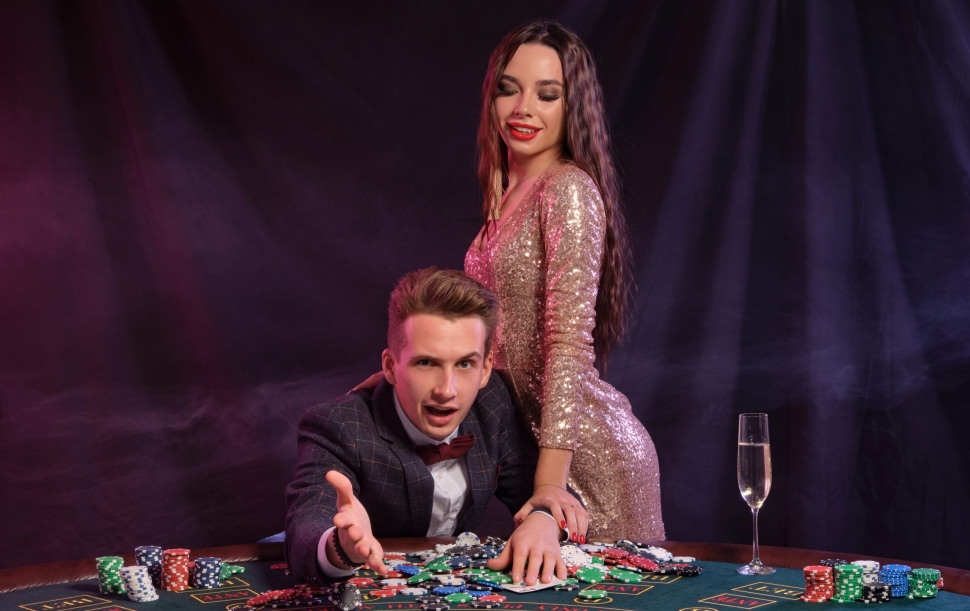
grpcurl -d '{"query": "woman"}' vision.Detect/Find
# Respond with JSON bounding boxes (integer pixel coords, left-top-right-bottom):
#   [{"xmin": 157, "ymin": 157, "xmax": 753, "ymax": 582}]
[{"xmin": 464, "ymin": 20, "xmax": 665, "ymax": 541}]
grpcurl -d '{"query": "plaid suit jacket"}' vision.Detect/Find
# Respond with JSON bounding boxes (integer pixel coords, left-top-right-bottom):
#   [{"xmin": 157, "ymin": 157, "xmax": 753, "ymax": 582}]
[{"xmin": 284, "ymin": 374, "xmax": 538, "ymax": 582}]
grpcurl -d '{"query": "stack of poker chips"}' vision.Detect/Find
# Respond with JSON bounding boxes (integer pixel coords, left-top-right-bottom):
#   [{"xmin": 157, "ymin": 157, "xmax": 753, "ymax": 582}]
[
  {"xmin": 801, "ymin": 565, "xmax": 834, "ymax": 602},
  {"xmin": 907, "ymin": 568, "xmax": 941, "ymax": 599},
  {"xmin": 135, "ymin": 545, "xmax": 163, "ymax": 588},
  {"xmin": 95, "ymin": 556, "xmax": 127, "ymax": 595},
  {"xmin": 161, "ymin": 548, "xmax": 191, "ymax": 592},
  {"xmin": 851, "ymin": 560, "xmax": 880, "ymax": 584},
  {"xmin": 120, "ymin": 565, "xmax": 160, "ymax": 602},
  {"xmin": 878, "ymin": 564, "xmax": 912, "ymax": 598},
  {"xmin": 860, "ymin": 581, "xmax": 892, "ymax": 604},
  {"xmin": 193, "ymin": 557, "xmax": 224, "ymax": 588},
  {"xmin": 831, "ymin": 563, "xmax": 865, "ymax": 603}
]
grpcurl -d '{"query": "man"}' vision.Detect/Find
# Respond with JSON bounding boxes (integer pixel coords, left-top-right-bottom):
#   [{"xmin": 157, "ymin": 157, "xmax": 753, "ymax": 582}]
[{"xmin": 285, "ymin": 268, "xmax": 575, "ymax": 585}]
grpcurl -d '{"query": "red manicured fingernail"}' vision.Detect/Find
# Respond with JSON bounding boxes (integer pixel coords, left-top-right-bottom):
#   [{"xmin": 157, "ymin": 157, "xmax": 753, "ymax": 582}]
[
  {"xmin": 580, "ymin": 535, "xmax": 586, "ymax": 544},
  {"xmin": 571, "ymin": 533, "xmax": 578, "ymax": 542},
  {"xmin": 560, "ymin": 520, "xmax": 566, "ymax": 528}
]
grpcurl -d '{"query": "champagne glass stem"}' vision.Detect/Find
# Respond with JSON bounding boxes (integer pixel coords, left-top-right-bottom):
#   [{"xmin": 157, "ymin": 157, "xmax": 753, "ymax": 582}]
[{"xmin": 750, "ymin": 506, "xmax": 761, "ymax": 566}]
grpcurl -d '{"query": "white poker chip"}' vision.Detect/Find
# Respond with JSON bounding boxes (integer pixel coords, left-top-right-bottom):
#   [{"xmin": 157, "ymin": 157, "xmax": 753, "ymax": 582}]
[
  {"xmin": 384, "ymin": 559, "xmax": 409, "ymax": 567},
  {"xmin": 436, "ymin": 577, "xmax": 465, "ymax": 587},
  {"xmin": 560, "ymin": 545, "xmax": 592, "ymax": 567},
  {"xmin": 456, "ymin": 532, "xmax": 481, "ymax": 546},
  {"xmin": 414, "ymin": 550, "xmax": 440, "ymax": 561},
  {"xmin": 671, "ymin": 556, "xmax": 696, "ymax": 564},
  {"xmin": 382, "ymin": 578, "xmax": 409, "ymax": 586},
  {"xmin": 434, "ymin": 544, "xmax": 454, "ymax": 553},
  {"xmin": 400, "ymin": 588, "xmax": 429, "ymax": 596},
  {"xmin": 580, "ymin": 543, "xmax": 607, "ymax": 553},
  {"xmin": 644, "ymin": 546, "xmax": 673, "ymax": 562}
]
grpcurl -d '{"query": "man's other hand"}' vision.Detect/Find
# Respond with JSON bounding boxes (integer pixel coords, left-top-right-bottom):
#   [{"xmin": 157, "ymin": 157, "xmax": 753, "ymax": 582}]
[{"xmin": 485, "ymin": 511, "xmax": 566, "ymax": 585}]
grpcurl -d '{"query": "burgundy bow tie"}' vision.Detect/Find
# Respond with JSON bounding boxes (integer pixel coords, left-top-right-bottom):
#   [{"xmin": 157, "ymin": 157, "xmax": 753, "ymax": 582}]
[{"xmin": 416, "ymin": 433, "xmax": 476, "ymax": 466}]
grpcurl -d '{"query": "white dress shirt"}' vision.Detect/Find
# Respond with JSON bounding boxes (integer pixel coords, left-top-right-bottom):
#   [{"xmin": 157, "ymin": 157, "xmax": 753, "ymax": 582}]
[{"xmin": 317, "ymin": 388, "xmax": 471, "ymax": 577}]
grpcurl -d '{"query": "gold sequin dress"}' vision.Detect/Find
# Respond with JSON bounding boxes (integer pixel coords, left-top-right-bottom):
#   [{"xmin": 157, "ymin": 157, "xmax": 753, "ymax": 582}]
[{"xmin": 464, "ymin": 161, "xmax": 665, "ymax": 540}]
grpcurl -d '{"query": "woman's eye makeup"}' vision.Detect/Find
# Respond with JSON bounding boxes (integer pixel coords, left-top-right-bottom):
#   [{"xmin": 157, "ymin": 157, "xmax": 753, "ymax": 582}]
[{"xmin": 539, "ymin": 91, "xmax": 561, "ymax": 101}]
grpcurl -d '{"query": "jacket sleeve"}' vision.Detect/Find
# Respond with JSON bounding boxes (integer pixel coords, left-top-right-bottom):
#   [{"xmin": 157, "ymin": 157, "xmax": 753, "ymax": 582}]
[{"xmin": 284, "ymin": 400, "xmax": 363, "ymax": 583}]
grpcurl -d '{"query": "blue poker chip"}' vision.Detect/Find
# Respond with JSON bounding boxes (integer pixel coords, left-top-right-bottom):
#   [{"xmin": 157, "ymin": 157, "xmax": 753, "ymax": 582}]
[
  {"xmin": 468, "ymin": 589, "xmax": 493, "ymax": 597},
  {"xmin": 397, "ymin": 565, "xmax": 423, "ymax": 576},
  {"xmin": 432, "ymin": 586, "xmax": 462, "ymax": 596},
  {"xmin": 448, "ymin": 556, "xmax": 472, "ymax": 569}
]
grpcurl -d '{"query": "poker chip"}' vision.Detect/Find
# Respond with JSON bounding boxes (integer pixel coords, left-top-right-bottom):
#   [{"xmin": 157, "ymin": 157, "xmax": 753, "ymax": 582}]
[
  {"xmin": 560, "ymin": 544, "xmax": 591, "ymax": 567},
  {"xmin": 480, "ymin": 594, "xmax": 506, "ymax": 602},
  {"xmin": 468, "ymin": 588, "xmax": 494, "ymax": 597},
  {"xmin": 820, "ymin": 558, "xmax": 848, "ymax": 568},
  {"xmin": 677, "ymin": 565, "xmax": 703, "ymax": 577},
  {"xmin": 457, "ymin": 532, "xmax": 481, "ymax": 546},
  {"xmin": 578, "ymin": 589, "xmax": 607, "ymax": 599},
  {"xmin": 381, "ymin": 578, "xmax": 408, "ymax": 586},
  {"xmin": 422, "ymin": 603, "xmax": 450, "ymax": 611},
  {"xmin": 671, "ymin": 556, "xmax": 696, "ymax": 564},
  {"xmin": 466, "ymin": 583, "xmax": 492, "ymax": 591},
  {"xmin": 398, "ymin": 564, "xmax": 423, "ymax": 575},
  {"xmin": 416, "ymin": 595, "xmax": 446, "ymax": 604},
  {"xmin": 554, "ymin": 583, "xmax": 578, "ymax": 591},
  {"xmin": 575, "ymin": 566, "xmax": 607, "ymax": 583},
  {"xmin": 470, "ymin": 600, "xmax": 500, "ymax": 609},
  {"xmin": 161, "ymin": 549, "xmax": 191, "ymax": 593},
  {"xmin": 603, "ymin": 547, "xmax": 629, "ymax": 560},
  {"xmin": 409, "ymin": 572, "xmax": 434, "ymax": 584},
  {"xmin": 220, "ymin": 563, "xmax": 245, "ymax": 581},
  {"xmin": 608, "ymin": 568, "xmax": 641, "ymax": 583},
  {"xmin": 485, "ymin": 537, "xmax": 506, "ymax": 548},
  {"xmin": 580, "ymin": 543, "xmax": 607, "ymax": 553},
  {"xmin": 653, "ymin": 564, "xmax": 679, "ymax": 575},
  {"xmin": 445, "ymin": 593, "xmax": 473, "ymax": 604},
  {"xmin": 401, "ymin": 587, "xmax": 429, "ymax": 596},
  {"xmin": 614, "ymin": 540, "xmax": 639, "ymax": 554},
  {"xmin": 878, "ymin": 564, "xmax": 912, "ymax": 598},
  {"xmin": 433, "ymin": 586, "xmax": 463, "ymax": 596},
  {"xmin": 625, "ymin": 555, "xmax": 659, "ymax": 572},
  {"xmin": 802, "ymin": 566, "xmax": 834, "ymax": 602},
  {"xmin": 368, "ymin": 588, "xmax": 398, "ymax": 599},
  {"xmin": 485, "ymin": 572, "xmax": 512, "ymax": 584},
  {"xmin": 907, "ymin": 568, "xmax": 940, "ymax": 599},
  {"xmin": 193, "ymin": 557, "xmax": 224, "ymax": 589},
  {"xmin": 436, "ymin": 576, "xmax": 465, "ymax": 587},
  {"xmin": 331, "ymin": 582, "xmax": 362, "ymax": 611},
  {"xmin": 860, "ymin": 581, "xmax": 891, "ymax": 604},
  {"xmin": 640, "ymin": 546, "xmax": 673, "ymax": 563},
  {"xmin": 832, "ymin": 564, "xmax": 865, "ymax": 603}
]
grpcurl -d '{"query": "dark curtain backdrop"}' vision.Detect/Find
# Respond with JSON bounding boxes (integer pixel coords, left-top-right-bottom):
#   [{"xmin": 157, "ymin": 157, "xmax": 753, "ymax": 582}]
[{"xmin": 1, "ymin": 0, "xmax": 968, "ymax": 569}]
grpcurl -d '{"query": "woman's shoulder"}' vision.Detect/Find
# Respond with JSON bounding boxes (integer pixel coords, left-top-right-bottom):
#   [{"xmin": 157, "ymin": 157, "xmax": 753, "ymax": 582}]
[
  {"xmin": 541, "ymin": 160, "xmax": 599, "ymax": 192},
  {"xmin": 537, "ymin": 160, "xmax": 604, "ymax": 218}
]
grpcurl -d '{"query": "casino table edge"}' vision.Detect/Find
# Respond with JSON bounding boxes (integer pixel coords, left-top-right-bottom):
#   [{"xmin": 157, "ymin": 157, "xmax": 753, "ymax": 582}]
[{"xmin": 1, "ymin": 540, "xmax": 967, "ymax": 597}]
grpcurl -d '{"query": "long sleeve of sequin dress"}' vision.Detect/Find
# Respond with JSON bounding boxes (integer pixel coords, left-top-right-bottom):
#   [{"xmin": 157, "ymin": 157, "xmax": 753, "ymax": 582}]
[{"xmin": 465, "ymin": 162, "xmax": 665, "ymax": 539}]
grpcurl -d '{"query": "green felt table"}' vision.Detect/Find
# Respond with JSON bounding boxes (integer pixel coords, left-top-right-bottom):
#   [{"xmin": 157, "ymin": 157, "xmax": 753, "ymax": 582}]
[{"xmin": 1, "ymin": 541, "xmax": 968, "ymax": 611}]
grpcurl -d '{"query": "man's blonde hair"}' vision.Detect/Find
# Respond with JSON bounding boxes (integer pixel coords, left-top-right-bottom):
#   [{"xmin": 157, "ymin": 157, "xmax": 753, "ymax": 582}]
[{"xmin": 388, "ymin": 268, "xmax": 499, "ymax": 356}]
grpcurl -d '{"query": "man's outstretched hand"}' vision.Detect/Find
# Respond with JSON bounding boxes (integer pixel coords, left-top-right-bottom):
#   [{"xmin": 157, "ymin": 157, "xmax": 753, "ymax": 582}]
[
  {"xmin": 486, "ymin": 512, "xmax": 566, "ymax": 585},
  {"xmin": 326, "ymin": 470, "xmax": 387, "ymax": 575}
]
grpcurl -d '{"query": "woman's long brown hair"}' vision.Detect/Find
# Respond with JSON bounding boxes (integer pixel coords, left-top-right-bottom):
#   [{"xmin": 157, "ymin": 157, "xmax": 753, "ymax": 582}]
[{"xmin": 476, "ymin": 20, "xmax": 634, "ymax": 370}]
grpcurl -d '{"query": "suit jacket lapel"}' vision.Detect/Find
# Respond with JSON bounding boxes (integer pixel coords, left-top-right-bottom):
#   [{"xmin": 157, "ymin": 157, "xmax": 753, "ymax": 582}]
[{"xmin": 371, "ymin": 380, "xmax": 434, "ymax": 535}]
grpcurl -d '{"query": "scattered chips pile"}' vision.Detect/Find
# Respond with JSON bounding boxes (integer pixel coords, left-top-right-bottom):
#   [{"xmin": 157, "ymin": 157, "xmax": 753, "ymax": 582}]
[
  {"xmin": 161, "ymin": 548, "xmax": 191, "ymax": 592},
  {"xmin": 801, "ymin": 565, "xmax": 834, "ymax": 602},
  {"xmin": 220, "ymin": 562, "xmax": 245, "ymax": 580},
  {"xmin": 120, "ymin": 565, "xmax": 159, "ymax": 602},
  {"xmin": 832, "ymin": 563, "xmax": 865, "ymax": 603},
  {"xmin": 95, "ymin": 556, "xmax": 126, "ymax": 595},
  {"xmin": 134, "ymin": 545, "xmax": 163, "ymax": 588},
  {"xmin": 878, "ymin": 564, "xmax": 912, "ymax": 598},
  {"xmin": 907, "ymin": 568, "xmax": 941, "ymax": 599}
]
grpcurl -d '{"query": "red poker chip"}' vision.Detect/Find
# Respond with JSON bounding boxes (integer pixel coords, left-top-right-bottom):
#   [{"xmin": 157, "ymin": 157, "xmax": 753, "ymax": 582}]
[
  {"xmin": 385, "ymin": 570, "xmax": 404, "ymax": 578},
  {"xmin": 385, "ymin": 554, "xmax": 406, "ymax": 560},
  {"xmin": 604, "ymin": 548, "xmax": 629, "ymax": 559},
  {"xmin": 384, "ymin": 585, "xmax": 408, "ymax": 593},
  {"xmin": 348, "ymin": 577, "xmax": 374, "ymax": 587},
  {"xmin": 626, "ymin": 556, "xmax": 659, "ymax": 571},
  {"xmin": 371, "ymin": 589, "xmax": 398, "ymax": 598},
  {"xmin": 480, "ymin": 595, "xmax": 506, "ymax": 602}
]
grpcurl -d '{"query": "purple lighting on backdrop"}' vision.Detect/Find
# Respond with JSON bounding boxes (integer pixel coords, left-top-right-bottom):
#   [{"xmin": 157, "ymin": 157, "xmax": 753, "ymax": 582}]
[{"xmin": 0, "ymin": 0, "xmax": 969, "ymax": 569}]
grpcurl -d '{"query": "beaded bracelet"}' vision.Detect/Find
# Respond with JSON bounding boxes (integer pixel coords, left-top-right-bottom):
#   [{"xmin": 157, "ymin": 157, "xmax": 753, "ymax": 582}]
[{"xmin": 331, "ymin": 528, "xmax": 364, "ymax": 569}]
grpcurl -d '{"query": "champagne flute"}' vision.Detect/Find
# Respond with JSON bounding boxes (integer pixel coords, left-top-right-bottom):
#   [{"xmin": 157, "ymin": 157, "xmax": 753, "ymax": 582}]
[{"xmin": 737, "ymin": 413, "xmax": 775, "ymax": 575}]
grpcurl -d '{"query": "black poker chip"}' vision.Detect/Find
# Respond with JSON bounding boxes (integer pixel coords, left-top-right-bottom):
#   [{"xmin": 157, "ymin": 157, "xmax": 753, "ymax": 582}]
[
  {"xmin": 470, "ymin": 601, "xmax": 500, "ymax": 609},
  {"xmin": 653, "ymin": 564, "xmax": 679, "ymax": 575},
  {"xmin": 614, "ymin": 540, "xmax": 639, "ymax": 554},
  {"xmin": 331, "ymin": 582, "xmax": 362, "ymax": 611},
  {"xmin": 466, "ymin": 584, "xmax": 492, "ymax": 591},
  {"xmin": 422, "ymin": 603, "xmax": 450, "ymax": 611},
  {"xmin": 820, "ymin": 559, "xmax": 848, "ymax": 568},
  {"xmin": 554, "ymin": 584, "xmax": 579, "ymax": 591},
  {"xmin": 415, "ymin": 595, "xmax": 445, "ymax": 605},
  {"xmin": 677, "ymin": 566, "xmax": 703, "ymax": 577},
  {"xmin": 485, "ymin": 537, "xmax": 506, "ymax": 547}
]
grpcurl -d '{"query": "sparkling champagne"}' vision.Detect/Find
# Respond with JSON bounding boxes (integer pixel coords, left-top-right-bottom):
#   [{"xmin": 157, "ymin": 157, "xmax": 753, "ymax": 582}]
[{"xmin": 737, "ymin": 442, "xmax": 771, "ymax": 509}]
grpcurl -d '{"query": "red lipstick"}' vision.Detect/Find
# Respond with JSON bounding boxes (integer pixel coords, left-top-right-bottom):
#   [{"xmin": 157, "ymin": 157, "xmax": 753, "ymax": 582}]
[{"xmin": 508, "ymin": 122, "xmax": 540, "ymax": 141}]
